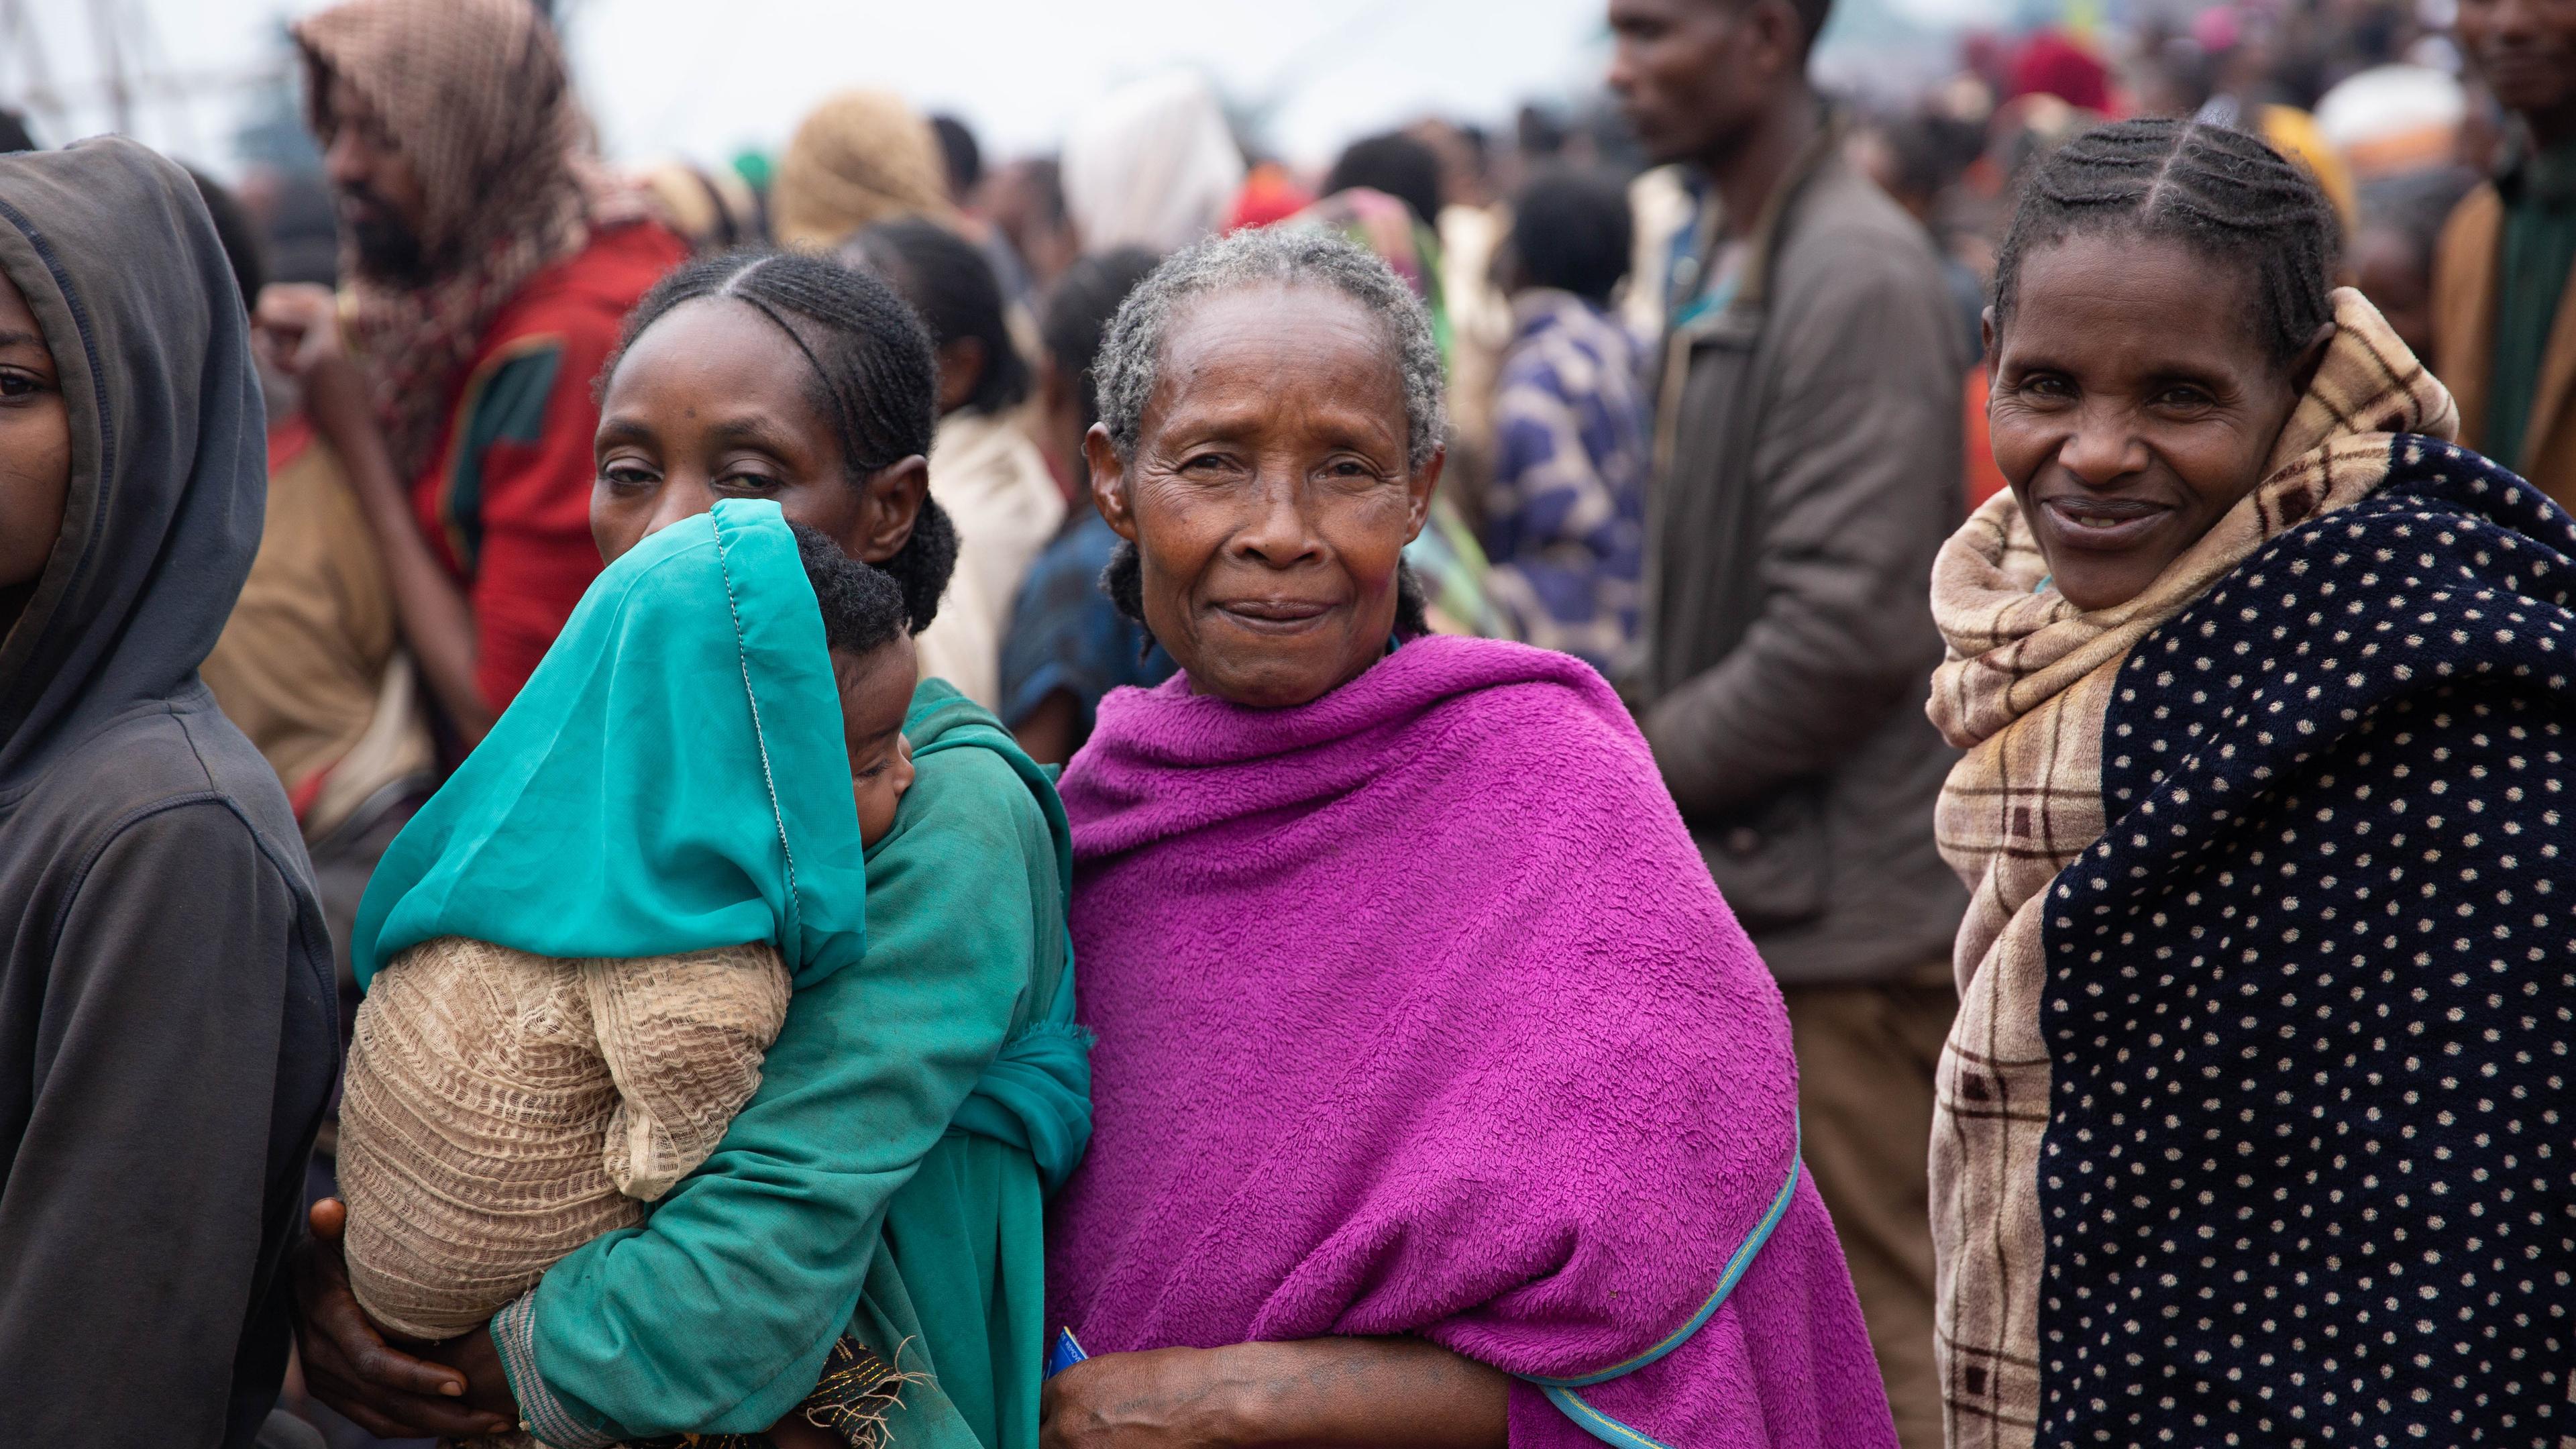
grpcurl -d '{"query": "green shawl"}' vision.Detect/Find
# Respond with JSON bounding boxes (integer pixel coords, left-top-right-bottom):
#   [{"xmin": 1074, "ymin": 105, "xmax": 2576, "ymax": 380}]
[
  {"xmin": 352, "ymin": 500, "xmax": 1088, "ymax": 1447},
  {"xmin": 352, "ymin": 499, "xmax": 866, "ymax": 991}
]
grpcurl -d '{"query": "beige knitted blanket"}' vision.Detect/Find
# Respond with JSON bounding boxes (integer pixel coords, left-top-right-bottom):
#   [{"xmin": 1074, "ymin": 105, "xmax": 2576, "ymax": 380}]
[
  {"xmin": 338, "ymin": 936, "xmax": 789, "ymax": 1343},
  {"xmin": 1922, "ymin": 288, "xmax": 2455, "ymax": 1449}
]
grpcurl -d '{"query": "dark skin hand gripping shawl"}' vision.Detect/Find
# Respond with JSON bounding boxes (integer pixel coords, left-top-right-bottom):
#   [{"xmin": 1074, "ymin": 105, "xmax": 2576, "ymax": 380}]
[{"xmin": 0, "ymin": 138, "xmax": 339, "ymax": 1449}]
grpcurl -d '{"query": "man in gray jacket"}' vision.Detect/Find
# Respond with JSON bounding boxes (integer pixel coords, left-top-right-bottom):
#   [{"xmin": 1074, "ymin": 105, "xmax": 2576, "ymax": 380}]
[{"xmin": 1609, "ymin": 1, "xmax": 1967, "ymax": 1444}]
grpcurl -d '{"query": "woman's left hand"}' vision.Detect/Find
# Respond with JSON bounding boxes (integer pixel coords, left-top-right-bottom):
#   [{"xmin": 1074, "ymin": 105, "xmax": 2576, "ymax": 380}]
[
  {"xmin": 1039, "ymin": 1346, "xmax": 1250, "ymax": 1449},
  {"xmin": 419, "ymin": 1320, "xmax": 520, "ymax": 1421}
]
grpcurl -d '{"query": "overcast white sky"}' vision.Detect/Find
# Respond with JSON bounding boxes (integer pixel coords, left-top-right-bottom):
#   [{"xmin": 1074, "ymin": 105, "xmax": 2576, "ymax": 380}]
[
  {"xmin": 10, "ymin": 0, "xmax": 1631, "ymax": 178},
  {"xmin": 10, "ymin": 0, "xmax": 2014, "ymax": 180}
]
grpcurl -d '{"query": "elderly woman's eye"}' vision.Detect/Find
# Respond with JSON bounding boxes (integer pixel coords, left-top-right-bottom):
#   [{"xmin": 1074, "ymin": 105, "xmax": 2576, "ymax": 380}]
[
  {"xmin": 2155, "ymin": 385, "xmax": 2214, "ymax": 409},
  {"xmin": 600, "ymin": 462, "xmax": 658, "ymax": 491}
]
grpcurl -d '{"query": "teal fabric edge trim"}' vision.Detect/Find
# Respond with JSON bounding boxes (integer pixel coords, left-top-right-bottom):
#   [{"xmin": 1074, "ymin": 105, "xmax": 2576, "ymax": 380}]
[
  {"xmin": 1519, "ymin": 1117, "xmax": 1804, "ymax": 1390},
  {"xmin": 1513, "ymin": 1121, "xmax": 1803, "ymax": 1449},
  {"xmin": 492, "ymin": 1291, "xmax": 619, "ymax": 1449},
  {"xmin": 1541, "ymin": 1384, "xmax": 1678, "ymax": 1449}
]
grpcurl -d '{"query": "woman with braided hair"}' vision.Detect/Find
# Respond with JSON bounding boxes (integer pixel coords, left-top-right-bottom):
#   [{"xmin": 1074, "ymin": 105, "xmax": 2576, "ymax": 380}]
[
  {"xmin": 294, "ymin": 250, "xmax": 1087, "ymax": 1449},
  {"xmin": 1931, "ymin": 115, "xmax": 2576, "ymax": 1448}
]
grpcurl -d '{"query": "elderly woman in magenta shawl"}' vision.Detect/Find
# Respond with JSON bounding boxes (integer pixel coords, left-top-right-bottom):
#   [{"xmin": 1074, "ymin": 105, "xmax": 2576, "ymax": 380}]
[{"xmin": 1041, "ymin": 228, "xmax": 1894, "ymax": 1448}]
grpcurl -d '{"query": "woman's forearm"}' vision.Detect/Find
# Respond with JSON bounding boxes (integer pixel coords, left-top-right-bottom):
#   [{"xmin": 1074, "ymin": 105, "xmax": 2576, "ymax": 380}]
[
  {"xmin": 305, "ymin": 371, "xmax": 495, "ymax": 743},
  {"xmin": 1043, "ymin": 1338, "xmax": 1509, "ymax": 1449},
  {"xmin": 1213, "ymin": 1338, "xmax": 1507, "ymax": 1449}
]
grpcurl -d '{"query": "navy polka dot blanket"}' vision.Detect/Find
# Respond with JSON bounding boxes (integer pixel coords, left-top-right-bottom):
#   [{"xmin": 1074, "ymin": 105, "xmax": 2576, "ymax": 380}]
[{"xmin": 2041, "ymin": 437, "xmax": 2576, "ymax": 1446}]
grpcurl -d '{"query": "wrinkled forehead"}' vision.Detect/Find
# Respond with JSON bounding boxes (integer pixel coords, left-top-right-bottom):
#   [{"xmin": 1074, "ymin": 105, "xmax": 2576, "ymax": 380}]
[{"xmin": 1151, "ymin": 282, "xmax": 1409, "ymax": 417}]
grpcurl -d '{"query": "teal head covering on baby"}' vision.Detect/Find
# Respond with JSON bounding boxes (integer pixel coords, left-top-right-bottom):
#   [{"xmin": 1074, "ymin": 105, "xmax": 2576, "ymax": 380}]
[{"xmin": 353, "ymin": 498, "xmax": 865, "ymax": 991}]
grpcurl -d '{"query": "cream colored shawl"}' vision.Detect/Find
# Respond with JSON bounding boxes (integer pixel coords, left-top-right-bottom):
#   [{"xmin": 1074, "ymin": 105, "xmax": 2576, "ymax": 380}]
[
  {"xmin": 1923, "ymin": 288, "xmax": 2455, "ymax": 1448},
  {"xmin": 912, "ymin": 408, "xmax": 1065, "ymax": 711}
]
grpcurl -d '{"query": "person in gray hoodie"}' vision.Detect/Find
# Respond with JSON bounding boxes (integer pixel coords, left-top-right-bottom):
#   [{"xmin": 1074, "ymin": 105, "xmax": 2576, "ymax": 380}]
[{"xmin": 0, "ymin": 137, "xmax": 339, "ymax": 1447}]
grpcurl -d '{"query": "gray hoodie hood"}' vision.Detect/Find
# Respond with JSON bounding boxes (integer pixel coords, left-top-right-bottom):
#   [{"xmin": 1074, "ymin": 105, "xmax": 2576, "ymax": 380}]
[{"xmin": 0, "ymin": 135, "xmax": 264, "ymax": 782}]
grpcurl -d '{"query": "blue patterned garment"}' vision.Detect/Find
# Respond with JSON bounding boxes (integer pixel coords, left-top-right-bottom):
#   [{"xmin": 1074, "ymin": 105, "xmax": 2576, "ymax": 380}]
[
  {"xmin": 1482, "ymin": 288, "xmax": 1650, "ymax": 671},
  {"xmin": 2039, "ymin": 437, "xmax": 2576, "ymax": 1446},
  {"xmin": 998, "ymin": 512, "xmax": 1175, "ymax": 738}
]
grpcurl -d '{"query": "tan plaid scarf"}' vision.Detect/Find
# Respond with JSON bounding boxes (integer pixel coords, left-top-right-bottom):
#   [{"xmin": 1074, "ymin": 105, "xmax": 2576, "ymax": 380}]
[
  {"xmin": 1922, "ymin": 288, "xmax": 2455, "ymax": 1448},
  {"xmin": 295, "ymin": 0, "xmax": 646, "ymax": 477}
]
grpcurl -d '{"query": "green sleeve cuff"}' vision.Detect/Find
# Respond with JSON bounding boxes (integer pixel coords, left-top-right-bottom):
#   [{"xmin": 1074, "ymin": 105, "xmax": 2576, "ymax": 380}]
[{"xmin": 491, "ymin": 1291, "xmax": 620, "ymax": 1449}]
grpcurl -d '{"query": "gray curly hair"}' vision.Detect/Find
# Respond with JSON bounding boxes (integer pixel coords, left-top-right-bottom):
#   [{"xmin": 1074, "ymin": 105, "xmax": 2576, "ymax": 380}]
[{"xmin": 1093, "ymin": 226, "xmax": 1448, "ymax": 471}]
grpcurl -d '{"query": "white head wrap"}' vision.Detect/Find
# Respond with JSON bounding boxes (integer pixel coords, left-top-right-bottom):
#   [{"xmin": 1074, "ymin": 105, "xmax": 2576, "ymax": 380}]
[{"xmin": 1062, "ymin": 72, "xmax": 1246, "ymax": 255}]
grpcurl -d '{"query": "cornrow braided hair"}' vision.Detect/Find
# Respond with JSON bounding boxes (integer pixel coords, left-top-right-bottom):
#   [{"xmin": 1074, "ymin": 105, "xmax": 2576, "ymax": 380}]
[
  {"xmin": 602, "ymin": 246, "xmax": 959, "ymax": 632},
  {"xmin": 1992, "ymin": 117, "xmax": 2340, "ymax": 366}
]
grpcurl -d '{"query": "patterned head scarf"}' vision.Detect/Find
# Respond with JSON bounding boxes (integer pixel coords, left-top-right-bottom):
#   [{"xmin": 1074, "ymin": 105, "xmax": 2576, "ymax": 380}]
[
  {"xmin": 770, "ymin": 90, "xmax": 953, "ymax": 250},
  {"xmin": 294, "ymin": 0, "xmax": 640, "ymax": 475}
]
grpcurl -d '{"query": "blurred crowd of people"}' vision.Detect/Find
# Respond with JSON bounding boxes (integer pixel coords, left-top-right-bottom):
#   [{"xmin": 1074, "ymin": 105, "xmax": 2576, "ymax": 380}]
[
  {"xmin": 1841, "ymin": 0, "xmax": 2567, "ymax": 510},
  {"xmin": 5, "ymin": 0, "xmax": 2576, "ymax": 1443}
]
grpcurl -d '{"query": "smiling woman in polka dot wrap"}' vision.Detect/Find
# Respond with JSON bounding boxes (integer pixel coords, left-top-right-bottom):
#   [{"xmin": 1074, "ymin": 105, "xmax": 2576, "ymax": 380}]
[{"xmin": 1927, "ymin": 117, "xmax": 2576, "ymax": 1449}]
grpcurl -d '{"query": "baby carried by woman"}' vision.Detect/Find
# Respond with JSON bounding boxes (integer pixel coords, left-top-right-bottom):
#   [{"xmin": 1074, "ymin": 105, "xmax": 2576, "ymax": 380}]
[{"xmin": 336, "ymin": 506, "xmax": 919, "ymax": 1345}]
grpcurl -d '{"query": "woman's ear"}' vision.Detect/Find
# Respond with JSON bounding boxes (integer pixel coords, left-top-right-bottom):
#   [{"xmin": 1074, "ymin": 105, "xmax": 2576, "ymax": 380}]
[
  {"xmin": 1086, "ymin": 423, "xmax": 1136, "ymax": 542},
  {"xmin": 1407, "ymin": 445, "xmax": 1445, "ymax": 543},
  {"xmin": 850, "ymin": 455, "xmax": 930, "ymax": 564},
  {"xmin": 1980, "ymin": 305, "xmax": 1998, "ymax": 369}
]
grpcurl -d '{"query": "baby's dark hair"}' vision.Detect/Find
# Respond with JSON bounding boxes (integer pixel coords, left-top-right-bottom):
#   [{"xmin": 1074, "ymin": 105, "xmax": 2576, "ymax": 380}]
[
  {"xmin": 605, "ymin": 246, "xmax": 959, "ymax": 629},
  {"xmin": 1992, "ymin": 117, "xmax": 2339, "ymax": 366},
  {"xmin": 1102, "ymin": 545, "xmax": 1432, "ymax": 641},
  {"xmin": 791, "ymin": 522, "xmax": 913, "ymax": 657},
  {"xmin": 841, "ymin": 217, "xmax": 1030, "ymax": 415}
]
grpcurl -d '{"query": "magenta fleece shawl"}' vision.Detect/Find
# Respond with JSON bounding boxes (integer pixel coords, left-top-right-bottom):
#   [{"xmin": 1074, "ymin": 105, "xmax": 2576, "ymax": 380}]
[{"xmin": 1049, "ymin": 636, "xmax": 1894, "ymax": 1448}]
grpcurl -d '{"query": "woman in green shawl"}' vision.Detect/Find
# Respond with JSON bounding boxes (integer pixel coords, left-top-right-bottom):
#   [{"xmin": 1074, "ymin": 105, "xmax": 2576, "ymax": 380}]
[{"xmin": 294, "ymin": 251, "xmax": 1086, "ymax": 1449}]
